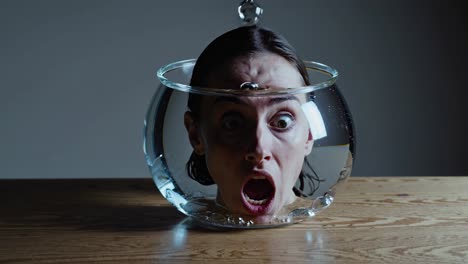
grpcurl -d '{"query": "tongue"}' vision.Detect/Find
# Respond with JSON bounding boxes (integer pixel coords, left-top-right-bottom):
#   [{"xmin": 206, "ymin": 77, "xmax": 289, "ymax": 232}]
[{"xmin": 243, "ymin": 179, "xmax": 274, "ymax": 201}]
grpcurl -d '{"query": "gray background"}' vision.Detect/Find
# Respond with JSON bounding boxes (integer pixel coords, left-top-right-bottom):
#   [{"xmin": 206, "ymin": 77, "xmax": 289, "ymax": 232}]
[{"xmin": 1, "ymin": 0, "xmax": 467, "ymax": 179}]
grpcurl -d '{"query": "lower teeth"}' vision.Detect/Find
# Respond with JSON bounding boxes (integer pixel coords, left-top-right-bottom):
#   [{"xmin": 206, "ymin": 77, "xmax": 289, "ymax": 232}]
[{"xmin": 244, "ymin": 194, "xmax": 269, "ymax": 205}]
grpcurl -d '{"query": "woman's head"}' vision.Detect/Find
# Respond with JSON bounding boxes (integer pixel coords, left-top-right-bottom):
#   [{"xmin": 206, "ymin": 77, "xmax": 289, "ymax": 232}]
[
  {"xmin": 188, "ymin": 26, "xmax": 310, "ymax": 115},
  {"xmin": 184, "ymin": 26, "xmax": 317, "ymax": 216}
]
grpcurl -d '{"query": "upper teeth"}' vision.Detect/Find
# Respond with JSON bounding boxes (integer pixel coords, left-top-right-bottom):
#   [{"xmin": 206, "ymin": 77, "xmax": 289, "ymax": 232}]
[{"xmin": 252, "ymin": 175, "xmax": 266, "ymax": 180}]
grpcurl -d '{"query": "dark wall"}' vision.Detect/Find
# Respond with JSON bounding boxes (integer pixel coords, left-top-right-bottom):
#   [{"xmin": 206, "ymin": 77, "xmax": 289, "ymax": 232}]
[{"xmin": 1, "ymin": 0, "xmax": 467, "ymax": 178}]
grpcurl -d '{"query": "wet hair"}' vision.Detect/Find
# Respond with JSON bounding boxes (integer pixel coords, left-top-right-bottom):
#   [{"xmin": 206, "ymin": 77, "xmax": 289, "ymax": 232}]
[{"xmin": 186, "ymin": 25, "xmax": 321, "ymax": 197}]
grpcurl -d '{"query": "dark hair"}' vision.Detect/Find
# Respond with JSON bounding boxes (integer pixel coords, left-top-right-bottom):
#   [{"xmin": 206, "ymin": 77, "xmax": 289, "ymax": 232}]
[{"xmin": 186, "ymin": 26, "xmax": 321, "ymax": 197}]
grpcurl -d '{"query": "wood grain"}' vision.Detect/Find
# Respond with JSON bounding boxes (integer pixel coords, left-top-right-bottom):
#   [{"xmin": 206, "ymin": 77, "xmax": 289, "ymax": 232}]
[{"xmin": 0, "ymin": 177, "xmax": 467, "ymax": 263}]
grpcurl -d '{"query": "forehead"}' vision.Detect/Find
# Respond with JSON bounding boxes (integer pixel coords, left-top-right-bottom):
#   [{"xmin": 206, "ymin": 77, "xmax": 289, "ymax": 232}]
[{"xmin": 206, "ymin": 52, "xmax": 305, "ymax": 90}]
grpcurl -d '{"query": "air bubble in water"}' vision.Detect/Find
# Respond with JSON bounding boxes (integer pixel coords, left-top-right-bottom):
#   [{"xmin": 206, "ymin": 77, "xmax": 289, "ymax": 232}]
[{"xmin": 238, "ymin": 0, "xmax": 263, "ymax": 25}]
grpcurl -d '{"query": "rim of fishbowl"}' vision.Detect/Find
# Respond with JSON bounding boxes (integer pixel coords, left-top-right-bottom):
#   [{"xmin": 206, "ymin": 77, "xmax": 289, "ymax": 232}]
[{"xmin": 156, "ymin": 59, "xmax": 338, "ymax": 96}]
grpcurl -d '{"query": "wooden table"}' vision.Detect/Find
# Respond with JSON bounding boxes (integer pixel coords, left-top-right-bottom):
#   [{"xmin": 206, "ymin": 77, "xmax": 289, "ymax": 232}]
[{"xmin": 1, "ymin": 177, "xmax": 467, "ymax": 263}]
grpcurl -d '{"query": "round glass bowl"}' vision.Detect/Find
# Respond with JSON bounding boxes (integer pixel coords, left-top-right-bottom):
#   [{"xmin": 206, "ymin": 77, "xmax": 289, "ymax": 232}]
[{"xmin": 144, "ymin": 59, "xmax": 355, "ymax": 229}]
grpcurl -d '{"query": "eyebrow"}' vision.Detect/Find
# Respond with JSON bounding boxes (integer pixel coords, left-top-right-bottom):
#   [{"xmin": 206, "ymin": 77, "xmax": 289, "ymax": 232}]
[
  {"xmin": 267, "ymin": 95, "xmax": 300, "ymax": 106},
  {"xmin": 212, "ymin": 95, "xmax": 300, "ymax": 107}
]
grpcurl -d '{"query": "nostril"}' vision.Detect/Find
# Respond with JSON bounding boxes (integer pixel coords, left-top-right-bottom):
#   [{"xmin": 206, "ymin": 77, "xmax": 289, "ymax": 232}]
[
  {"xmin": 245, "ymin": 153, "xmax": 257, "ymax": 162},
  {"xmin": 245, "ymin": 152, "xmax": 271, "ymax": 163}
]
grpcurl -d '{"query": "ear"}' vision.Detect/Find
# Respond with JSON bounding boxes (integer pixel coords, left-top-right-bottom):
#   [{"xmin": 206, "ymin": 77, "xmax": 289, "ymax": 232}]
[
  {"xmin": 304, "ymin": 130, "xmax": 314, "ymax": 156},
  {"xmin": 184, "ymin": 111, "xmax": 205, "ymax": 155}
]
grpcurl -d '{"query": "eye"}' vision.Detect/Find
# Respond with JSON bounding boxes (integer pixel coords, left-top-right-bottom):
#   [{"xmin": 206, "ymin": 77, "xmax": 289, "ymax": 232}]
[
  {"xmin": 221, "ymin": 113, "xmax": 244, "ymax": 131},
  {"xmin": 270, "ymin": 113, "xmax": 294, "ymax": 130}
]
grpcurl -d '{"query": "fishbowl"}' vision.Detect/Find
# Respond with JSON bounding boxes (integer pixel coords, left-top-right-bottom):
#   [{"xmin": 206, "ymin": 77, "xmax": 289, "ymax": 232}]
[{"xmin": 143, "ymin": 26, "xmax": 355, "ymax": 229}]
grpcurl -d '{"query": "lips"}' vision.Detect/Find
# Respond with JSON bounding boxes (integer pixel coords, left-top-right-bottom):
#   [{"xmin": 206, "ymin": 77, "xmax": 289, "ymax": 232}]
[{"xmin": 241, "ymin": 172, "xmax": 276, "ymax": 215}]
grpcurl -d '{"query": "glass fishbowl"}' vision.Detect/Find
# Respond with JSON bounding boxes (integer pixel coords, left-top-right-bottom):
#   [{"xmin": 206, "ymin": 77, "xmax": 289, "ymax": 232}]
[{"xmin": 143, "ymin": 58, "xmax": 355, "ymax": 229}]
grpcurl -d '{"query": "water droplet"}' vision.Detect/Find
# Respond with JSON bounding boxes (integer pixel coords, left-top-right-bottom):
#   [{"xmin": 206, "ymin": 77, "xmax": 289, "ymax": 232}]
[
  {"xmin": 312, "ymin": 191, "xmax": 335, "ymax": 212},
  {"xmin": 238, "ymin": 0, "xmax": 263, "ymax": 25}
]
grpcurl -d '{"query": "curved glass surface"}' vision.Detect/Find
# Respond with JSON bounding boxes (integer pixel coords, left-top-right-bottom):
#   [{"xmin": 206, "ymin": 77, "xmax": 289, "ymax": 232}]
[
  {"xmin": 157, "ymin": 59, "xmax": 338, "ymax": 96},
  {"xmin": 144, "ymin": 60, "xmax": 355, "ymax": 229}
]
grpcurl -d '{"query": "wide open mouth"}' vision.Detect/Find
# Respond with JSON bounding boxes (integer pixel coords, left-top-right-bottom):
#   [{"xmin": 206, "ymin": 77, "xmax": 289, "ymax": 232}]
[{"xmin": 241, "ymin": 174, "xmax": 276, "ymax": 215}]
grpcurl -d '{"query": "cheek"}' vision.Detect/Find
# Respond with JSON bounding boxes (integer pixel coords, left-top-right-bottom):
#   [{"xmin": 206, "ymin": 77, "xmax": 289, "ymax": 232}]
[
  {"xmin": 201, "ymin": 131, "xmax": 243, "ymax": 182},
  {"xmin": 274, "ymin": 125, "xmax": 309, "ymax": 177},
  {"xmin": 278, "ymin": 123, "xmax": 310, "ymax": 152}
]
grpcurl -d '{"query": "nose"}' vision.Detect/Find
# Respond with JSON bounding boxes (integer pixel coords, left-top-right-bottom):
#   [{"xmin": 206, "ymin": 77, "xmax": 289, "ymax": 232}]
[{"xmin": 244, "ymin": 123, "xmax": 272, "ymax": 164}]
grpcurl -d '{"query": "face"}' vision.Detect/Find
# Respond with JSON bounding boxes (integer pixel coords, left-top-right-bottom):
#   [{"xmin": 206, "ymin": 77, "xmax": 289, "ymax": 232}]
[{"xmin": 185, "ymin": 52, "xmax": 313, "ymax": 216}]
